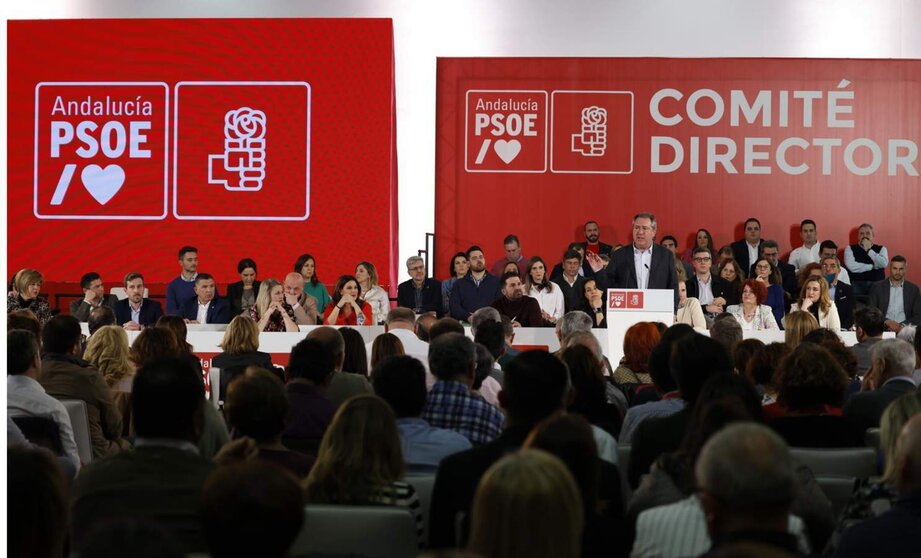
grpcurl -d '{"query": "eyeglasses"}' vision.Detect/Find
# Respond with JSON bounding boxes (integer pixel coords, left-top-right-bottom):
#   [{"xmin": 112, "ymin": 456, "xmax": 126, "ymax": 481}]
[
  {"xmin": 408, "ymin": 265, "xmax": 425, "ymax": 272},
  {"xmin": 693, "ymin": 257, "xmax": 711, "ymax": 262}
]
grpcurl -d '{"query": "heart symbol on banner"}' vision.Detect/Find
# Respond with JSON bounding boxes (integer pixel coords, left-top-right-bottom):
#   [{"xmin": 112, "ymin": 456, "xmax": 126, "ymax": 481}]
[
  {"xmin": 81, "ymin": 164, "xmax": 125, "ymax": 205},
  {"xmin": 494, "ymin": 139, "xmax": 521, "ymax": 164}
]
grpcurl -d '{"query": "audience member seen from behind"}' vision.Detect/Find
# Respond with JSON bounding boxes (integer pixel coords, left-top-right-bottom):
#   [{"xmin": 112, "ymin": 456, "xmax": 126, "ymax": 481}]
[
  {"xmin": 226, "ymin": 257, "xmax": 260, "ymax": 317},
  {"xmin": 7, "ymin": 268, "xmax": 52, "ymax": 324},
  {"xmin": 612, "ymin": 321, "xmax": 661, "ymax": 390},
  {"xmin": 746, "ymin": 343, "xmax": 792, "ymax": 409},
  {"xmin": 466, "ymin": 449, "xmax": 583, "ymax": 558},
  {"xmin": 371, "ymin": 355, "xmax": 472, "ymax": 472},
  {"xmin": 83, "ymin": 325, "xmax": 135, "ymax": 434},
  {"xmin": 790, "ymin": 275, "xmax": 841, "ymax": 330},
  {"xmin": 709, "ymin": 314, "xmax": 744, "ymax": 360},
  {"xmin": 442, "ymin": 251, "xmax": 470, "ymax": 316},
  {"xmin": 281, "ymin": 338, "xmax": 338, "ymax": 447},
  {"xmin": 726, "ymin": 279, "xmax": 779, "ymax": 330},
  {"xmin": 212, "ymin": 315, "xmax": 275, "ymax": 403},
  {"xmin": 784, "ymin": 310, "xmax": 820, "ymax": 350},
  {"xmin": 156, "ymin": 314, "xmax": 204, "ymax": 374},
  {"xmin": 201, "ymin": 461, "xmax": 305, "ymax": 558},
  {"xmin": 303, "ymin": 394, "xmax": 425, "ymax": 545},
  {"xmin": 340, "ymin": 327, "xmax": 370, "ymax": 376},
  {"xmin": 768, "ymin": 343, "xmax": 862, "ymax": 447},
  {"xmin": 295, "ymin": 253, "xmax": 332, "ymax": 314},
  {"xmin": 248, "ymin": 278, "xmax": 298, "ymax": 332},
  {"xmin": 370, "ymin": 332, "xmax": 405, "ymax": 370},
  {"xmin": 560, "ymin": 344, "xmax": 622, "ymax": 437},
  {"xmin": 69, "ymin": 358, "xmax": 215, "ymax": 554},
  {"xmin": 323, "ymin": 274, "xmax": 373, "ymax": 326},
  {"xmin": 306, "ymin": 327, "xmax": 373, "ymax": 406},
  {"xmin": 578, "ymin": 278, "xmax": 607, "ymax": 328},
  {"xmin": 224, "ymin": 367, "xmax": 315, "ymax": 478},
  {"xmin": 355, "ymin": 261, "xmax": 390, "ymax": 325},
  {"xmin": 8, "ymin": 444, "xmax": 69, "ymax": 558},
  {"xmin": 524, "ymin": 413, "xmax": 629, "ymax": 558},
  {"xmin": 844, "ymin": 338, "xmax": 919, "ymax": 433},
  {"xmin": 732, "ymin": 338, "xmax": 765, "ymax": 377}
]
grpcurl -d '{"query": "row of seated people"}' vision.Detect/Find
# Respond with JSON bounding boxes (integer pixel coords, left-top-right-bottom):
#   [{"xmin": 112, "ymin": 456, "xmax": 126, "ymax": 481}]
[{"xmin": 8, "ymin": 294, "xmax": 921, "ymax": 557}]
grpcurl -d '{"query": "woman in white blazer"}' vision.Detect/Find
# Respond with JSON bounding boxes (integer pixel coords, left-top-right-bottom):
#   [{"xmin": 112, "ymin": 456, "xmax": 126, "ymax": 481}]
[{"xmin": 787, "ymin": 276, "xmax": 841, "ymax": 331}]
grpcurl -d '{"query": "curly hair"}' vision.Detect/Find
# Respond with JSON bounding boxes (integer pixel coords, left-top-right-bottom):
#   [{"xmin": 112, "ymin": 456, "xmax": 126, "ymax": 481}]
[
  {"xmin": 741, "ymin": 278, "xmax": 767, "ymax": 306},
  {"xmin": 745, "ymin": 342, "xmax": 791, "ymax": 387},
  {"xmin": 776, "ymin": 343, "xmax": 848, "ymax": 411},
  {"xmin": 84, "ymin": 325, "xmax": 133, "ymax": 388}
]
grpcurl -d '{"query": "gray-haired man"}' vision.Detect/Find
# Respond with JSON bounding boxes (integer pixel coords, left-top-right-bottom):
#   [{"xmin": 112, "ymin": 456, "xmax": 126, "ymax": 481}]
[{"xmin": 397, "ymin": 256, "xmax": 443, "ymax": 317}]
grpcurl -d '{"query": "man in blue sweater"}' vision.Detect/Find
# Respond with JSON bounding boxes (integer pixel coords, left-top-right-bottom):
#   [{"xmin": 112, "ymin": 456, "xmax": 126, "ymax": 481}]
[
  {"xmin": 449, "ymin": 245, "xmax": 501, "ymax": 322},
  {"xmin": 166, "ymin": 246, "xmax": 199, "ymax": 315}
]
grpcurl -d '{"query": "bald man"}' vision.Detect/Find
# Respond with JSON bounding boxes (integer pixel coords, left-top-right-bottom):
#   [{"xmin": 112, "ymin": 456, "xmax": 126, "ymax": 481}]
[{"xmin": 283, "ymin": 272, "xmax": 320, "ymax": 325}]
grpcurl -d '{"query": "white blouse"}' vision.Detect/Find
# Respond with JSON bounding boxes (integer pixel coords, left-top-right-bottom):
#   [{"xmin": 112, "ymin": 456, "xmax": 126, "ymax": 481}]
[
  {"xmin": 361, "ymin": 285, "xmax": 390, "ymax": 325},
  {"xmin": 527, "ymin": 283, "xmax": 565, "ymax": 323}
]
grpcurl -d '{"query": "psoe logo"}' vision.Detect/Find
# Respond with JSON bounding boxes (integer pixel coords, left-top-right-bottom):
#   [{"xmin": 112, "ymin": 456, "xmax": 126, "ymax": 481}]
[{"xmin": 551, "ymin": 90, "xmax": 634, "ymax": 174}]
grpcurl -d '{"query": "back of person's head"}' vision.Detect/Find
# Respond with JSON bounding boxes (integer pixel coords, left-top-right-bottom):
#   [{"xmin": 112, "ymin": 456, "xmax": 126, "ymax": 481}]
[
  {"xmin": 894, "ymin": 414, "xmax": 921, "ymax": 494},
  {"xmin": 306, "ymin": 326, "xmax": 346, "ymax": 360},
  {"xmin": 428, "ymin": 317, "xmax": 465, "ymax": 341},
  {"xmin": 696, "ymin": 423, "xmax": 796, "ymax": 529},
  {"xmin": 801, "ymin": 327, "xmax": 841, "ymax": 346},
  {"xmin": 8, "ymin": 329, "xmax": 40, "ymax": 375},
  {"xmin": 871, "ymin": 338, "xmax": 917, "ymax": 380},
  {"xmin": 784, "ymin": 311, "xmax": 819, "ymax": 350},
  {"xmin": 524, "ymin": 413, "xmax": 600, "ymax": 516},
  {"xmin": 470, "ymin": 306, "xmax": 501, "ymax": 335},
  {"xmin": 225, "ymin": 368, "xmax": 288, "ymax": 443},
  {"xmin": 8, "ymin": 309, "xmax": 41, "ymax": 341},
  {"xmin": 732, "ymin": 339, "xmax": 765, "ymax": 376},
  {"xmin": 429, "ymin": 332, "xmax": 476, "ymax": 381},
  {"xmin": 559, "ymin": 310, "xmax": 593, "ymax": 337},
  {"xmin": 474, "ymin": 319, "xmax": 506, "ymax": 360},
  {"xmin": 745, "ymin": 343, "xmax": 791, "ymax": 388},
  {"xmin": 7, "ymin": 444, "xmax": 68, "ymax": 558},
  {"xmin": 647, "ymin": 324, "xmax": 696, "ymax": 393},
  {"xmin": 670, "ymin": 334, "xmax": 733, "ymax": 405},
  {"xmin": 416, "ymin": 314, "xmax": 436, "ymax": 342},
  {"xmin": 560, "ymin": 330, "xmax": 603, "ymax": 362},
  {"xmin": 501, "ymin": 350, "xmax": 570, "ymax": 426},
  {"xmin": 371, "ymin": 355, "xmax": 427, "ymax": 419},
  {"xmin": 339, "ymin": 327, "xmax": 369, "ymax": 376},
  {"xmin": 710, "ymin": 317, "xmax": 743, "ymax": 357},
  {"xmin": 79, "ymin": 519, "xmax": 184, "ymax": 558},
  {"xmin": 385, "ymin": 307, "xmax": 416, "ymax": 328},
  {"xmin": 468, "ymin": 449, "xmax": 583, "ymax": 558},
  {"xmin": 474, "ymin": 343, "xmax": 495, "ymax": 391},
  {"xmin": 880, "ymin": 392, "xmax": 921, "ymax": 485},
  {"xmin": 132, "ymin": 357, "xmax": 204, "ymax": 442},
  {"xmin": 854, "ymin": 306, "xmax": 886, "ymax": 337},
  {"xmin": 622, "ymin": 322, "xmax": 661, "ymax": 375},
  {"xmin": 84, "ymin": 325, "xmax": 132, "ymax": 387},
  {"xmin": 287, "ymin": 338, "xmax": 336, "ymax": 385},
  {"xmin": 776, "ymin": 343, "xmax": 848, "ymax": 411},
  {"xmin": 87, "ymin": 306, "xmax": 116, "ymax": 336},
  {"xmin": 41, "ymin": 314, "xmax": 82, "ymax": 355},
  {"xmin": 130, "ymin": 327, "xmax": 179, "ymax": 367},
  {"xmin": 559, "ymin": 344, "xmax": 607, "ymax": 422},
  {"xmin": 818, "ymin": 338, "xmax": 859, "ymax": 380},
  {"xmin": 304, "ymin": 395, "xmax": 403, "ymax": 504},
  {"xmin": 156, "ymin": 315, "xmax": 193, "ymax": 354},
  {"xmin": 370, "ymin": 332, "xmax": 405, "ymax": 369},
  {"xmin": 219, "ymin": 315, "xmax": 260, "ymax": 354},
  {"xmin": 201, "ymin": 461, "xmax": 304, "ymax": 558}
]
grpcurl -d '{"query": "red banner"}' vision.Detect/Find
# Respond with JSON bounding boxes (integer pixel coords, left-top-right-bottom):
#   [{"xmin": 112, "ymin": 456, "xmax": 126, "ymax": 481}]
[
  {"xmin": 8, "ymin": 19, "xmax": 398, "ymax": 289},
  {"xmin": 436, "ymin": 58, "xmax": 921, "ymax": 280}
]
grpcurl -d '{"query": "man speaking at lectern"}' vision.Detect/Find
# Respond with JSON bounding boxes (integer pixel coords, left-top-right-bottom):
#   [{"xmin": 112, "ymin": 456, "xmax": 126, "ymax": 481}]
[{"xmin": 587, "ymin": 212, "xmax": 679, "ymax": 309}]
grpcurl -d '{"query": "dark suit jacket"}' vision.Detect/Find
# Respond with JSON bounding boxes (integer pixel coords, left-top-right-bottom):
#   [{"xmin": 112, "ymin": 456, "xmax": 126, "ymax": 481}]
[
  {"xmin": 211, "ymin": 351, "xmax": 274, "ymax": 402},
  {"xmin": 833, "ymin": 280, "xmax": 855, "ymax": 329},
  {"xmin": 225, "ymin": 280, "xmax": 260, "ymax": 318},
  {"xmin": 180, "ymin": 297, "xmax": 230, "ymax": 325},
  {"xmin": 628, "ymin": 407, "xmax": 690, "ymax": 488},
  {"xmin": 844, "ymin": 377, "xmax": 918, "ymax": 433},
  {"xmin": 868, "ymin": 279, "xmax": 921, "ymax": 326},
  {"xmin": 114, "ymin": 298, "xmax": 164, "ymax": 327},
  {"xmin": 731, "ymin": 238, "xmax": 763, "ymax": 276},
  {"xmin": 684, "ymin": 274, "xmax": 733, "ymax": 308},
  {"xmin": 70, "ymin": 294, "xmax": 119, "ymax": 322},
  {"xmin": 595, "ymin": 243, "xmax": 679, "ymax": 309},
  {"xmin": 396, "ymin": 278, "xmax": 443, "ymax": 317}
]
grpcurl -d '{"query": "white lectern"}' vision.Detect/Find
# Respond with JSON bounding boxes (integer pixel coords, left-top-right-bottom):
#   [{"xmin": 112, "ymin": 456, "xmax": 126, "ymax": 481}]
[{"xmin": 606, "ymin": 289, "xmax": 675, "ymax": 365}]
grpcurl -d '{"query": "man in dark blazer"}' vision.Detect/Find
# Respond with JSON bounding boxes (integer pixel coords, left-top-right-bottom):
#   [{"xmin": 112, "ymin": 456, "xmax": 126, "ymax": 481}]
[
  {"xmin": 396, "ymin": 255, "xmax": 443, "ymax": 317},
  {"xmin": 114, "ymin": 272, "xmax": 163, "ymax": 329},
  {"xmin": 868, "ymin": 256, "xmax": 921, "ymax": 332},
  {"xmin": 550, "ymin": 242, "xmax": 596, "ymax": 280},
  {"xmin": 684, "ymin": 246, "xmax": 733, "ymax": 314},
  {"xmin": 844, "ymin": 338, "xmax": 919, "ymax": 433},
  {"xmin": 730, "ymin": 217, "xmax": 763, "ymax": 277},
  {"xmin": 551, "ymin": 249, "xmax": 587, "ymax": 313},
  {"xmin": 587, "ymin": 212, "xmax": 679, "ymax": 309},
  {"xmin": 179, "ymin": 274, "xmax": 230, "ymax": 324},
  {"xmin": 69, "ymin": 272, "xmax": 119, "ymax": 321},
  {"xmin": 822, "ymin": 255, "xmax": 855, "ymax": 329},
  {"xmin": 754, "ymin": 240, "xmax": 799, "ymax": 303},
  {"xmin": 577, "ymin": 220, "xmax": 614, "ymax": 258}
]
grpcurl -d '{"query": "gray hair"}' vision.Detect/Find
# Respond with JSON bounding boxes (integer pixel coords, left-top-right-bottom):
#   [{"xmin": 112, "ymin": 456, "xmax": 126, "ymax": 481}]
[
  {"xmin": 559, "ymin": 311, "xmax": 593, "ymax": 337},
  {"xmin": 761, "ymin": 239, "xmax": 780, "ymax": 251},
  {"xmin": 470, "ymin": 307, "xmax": 501, "ymax": 335},
  {"xmin": 896, "ymin": 325, "xmax": 916, "ymax": 346},
  {"xmin": 561, "ymin": 330, "xmax": 603, "ymax": 362},
  {"xmin": 696, "ymin": 422, "xmax": 796, "ymax": 514},
  {"xmin": 632, "ymin": 212, "xmax": 657, "ymax": 231},
  {"xmin": 405, "ymin": 255, "xmax": 424, "ymax": 269},
  {"xmin": 871, "ymin": 338, "xmax": 917, "ymax": 377}
]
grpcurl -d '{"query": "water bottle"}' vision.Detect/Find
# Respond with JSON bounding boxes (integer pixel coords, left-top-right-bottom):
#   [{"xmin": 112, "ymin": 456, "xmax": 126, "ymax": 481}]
[{"xmin": 357, "ymin": 312, "xmax": 366, "ymax": 326}]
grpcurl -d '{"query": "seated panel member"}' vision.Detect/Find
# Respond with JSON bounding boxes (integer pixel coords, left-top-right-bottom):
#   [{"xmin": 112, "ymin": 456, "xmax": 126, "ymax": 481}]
[
  {"xmin": 114, "ymin": 272, "xmax": 163, "ymax": 331},
  {"xmin": 397, "ymin": 256, "xmax": 443, "ymax": 317},
  {"xmin": 490, "ymin": 272, "xmax": 543, "ymax": 328},
  {"xmin": 166, "ymin": 245, "xmax": 200, "ymax": 316},
  {"xmin": 449, "ymin": 246, "xmax": 501, "ymax": 322},
  {"xmin": 180, "ymin": 274, "xmax": 230, "ymax": 325},
  {"xmin": 868, "ymin": 256, "xmax": 921, "ymax": 333},
  {"xmin": 69, "ymin": 272, "xmax": 119, "ymax": 322},
  {"xmin": 821, "ymin": 255, "xmax": 855, "ymax": 330},
  {"xmin": 225, "ymin": 258, "xmax": 261, "ymax": 318},
  {"xmin": 553, "ymin": 249, "xmax": 587, "ymax": 314}
]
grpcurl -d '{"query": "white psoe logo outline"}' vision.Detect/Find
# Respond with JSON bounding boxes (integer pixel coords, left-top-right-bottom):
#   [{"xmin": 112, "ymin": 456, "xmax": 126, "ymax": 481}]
[
  {"xmin": 572, "ymin": 106, "xmax": 607, "ymax": 157},
  {"xmin": 208, "ymin": 107, "xmax": 267, "ymax": 191}
]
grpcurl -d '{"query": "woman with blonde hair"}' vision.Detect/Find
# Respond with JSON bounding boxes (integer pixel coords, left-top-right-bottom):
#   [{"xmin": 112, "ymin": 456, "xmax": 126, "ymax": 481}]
[
  {"xmin": 213, "ymin": 315, "xmax": 274, "ymax": 402},
  {"xmin": 369, "ymin": 332, "xmax": 404, "ymax": 370},
  {"xmin": 783, "ymin": 310, "xmax": 820, "ymax": 350},
  {"xmin": 304, "ymin": 394, "xmax": 424, "ymax": 544},
  {"xmin": 84, "ymin": 325, "xmax": 135, "ymax": 433},
  {"xmin": 7, "ymin": 268, "xmax": 52, "ymax": 324},
  {"xmin": 467, "ymin": 449, "xmax": 583, "ymax": 558},
  {"xmin": 249, "ymin": 278, "xmax": 298, "ymax": 333},
  {"xmin": 355, "ymin": 261, "xmax": 389, "ymax": 325},
  {"xmin": 789, "ymin": 276, "xmax": 841, "ymax": 330}
]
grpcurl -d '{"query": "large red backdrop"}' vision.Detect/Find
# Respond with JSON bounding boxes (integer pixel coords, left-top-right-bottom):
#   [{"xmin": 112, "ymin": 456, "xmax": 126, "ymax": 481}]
[
  {"xmin": 436, "ymin": 58, "xmax": 921, "ymax": 281},
  {"xmin": 8, "ymin": 19, "xmax": 398, "ymax": 289}
]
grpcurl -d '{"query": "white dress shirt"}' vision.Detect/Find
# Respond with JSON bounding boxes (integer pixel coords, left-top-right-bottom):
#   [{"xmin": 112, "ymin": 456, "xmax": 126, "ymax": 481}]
[
  {"xmin": 7, "ymin": 375, "xmax": 81, "ymax": 472},
  {"xmin": 366, "ymin": 327, "xmax": 434, "ymax": 388},
  {"xmin": 527, "ymin": 284, "xmax": 565, "ymax": 322},
  {"xmin": 788, "ymin": 243, "xmax": 821, "ymax": 271},
  {"xmin": 196, "ymin": 300, "xmax": 210, "ymax": 324},
  {"xmin": 634, "ymin": 245, "xmax": 653, "ymax": 289}
]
